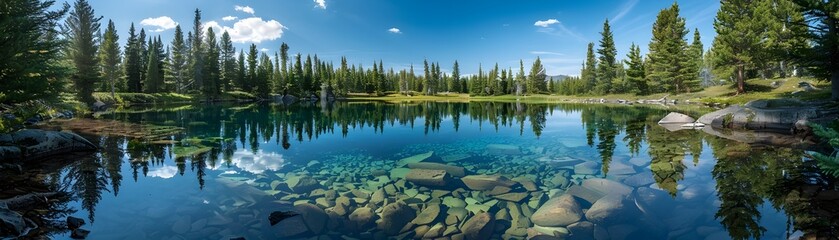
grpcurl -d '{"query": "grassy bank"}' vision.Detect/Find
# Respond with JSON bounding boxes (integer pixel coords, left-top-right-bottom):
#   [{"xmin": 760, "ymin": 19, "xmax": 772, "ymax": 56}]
[
  {"xmin": 92, "ymin": 91, "xmax": 257, "ymax": 105},
  {"xmin": 346, "ymin": 77, "xmax": 831, "ymax": 105}
]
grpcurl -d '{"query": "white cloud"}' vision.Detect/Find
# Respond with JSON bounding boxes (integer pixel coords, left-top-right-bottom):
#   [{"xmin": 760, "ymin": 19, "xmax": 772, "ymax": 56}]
[
  {"xmin": 234, "ymin": 5, "xmax": 255, "ymax": 15},
  {"xmin": 205, "ymin": 17, "xmax": 286, "ymax": 43},
  {"xmin": 148, "ymin": 165, "xmax": 178, "ymax": 179},
  {"xmin": 140, "ymin": 16, "xmax": 178, "ymax": 32},
  {"xmin": 260, "ymin": 48, "xmax": 269, "ymax": 52},
  {"xmin": 534, "ymin": 19, "xmax": 559, "ymax": 27},
  {"xmin": 314, "ymin": 0, "xmax": 326, "ymax": 9},
  {"xmin": 230, "ymin": 150, "xmax": 285, "ymax": 174},
  {"xmin": 530, "ymin": 51, "xmax": 565, "ymax": 56},
  {"xmin": 388, "ymin": 27, "xmax": 401, "ymax": 34},
  {"xmin": 612, "ymin": 0, "xmax": 639, "ymax": 24},
  {"xmin": 222, "ymin": 16, "xmax": 238, "ymax": 21}
]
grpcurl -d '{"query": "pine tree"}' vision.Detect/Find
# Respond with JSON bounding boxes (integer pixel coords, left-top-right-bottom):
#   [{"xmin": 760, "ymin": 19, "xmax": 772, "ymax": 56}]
[
  {"xmin": 246, "ymin": 44, "xmax": 258, "ymax": 93},
  {"xmin": 582, "ymin": 43, "xmax": 597, "ymax": 93},
  {"xmin": 596, "ymin": 20, "xmax": 617, "ymax": 94},
  {"xmin": 625, "ymin": 43, "xmax": 647, "ymax": 95},
  {"xmin": 124, "ymin": 23, "xmax": 142, "ymax": 92},
  {"xmin": 279, "ymin": 43, "xmax": 290, "ymax": 93},
  {"xmin": 0, "ymin": 0, "xmax": 69, "ymax": 103},
  {"xmin": 138, "ymin": 29, "xmax": 147, "ymax": 89},
  {"xmin": 168, "ymin": 25, "xmax": 187, "ymax": 93},
  {"xmin": 255, "ymin": 53, "xmax": 272, "ymax": 98},
  {"xmin": 685, "ymin": 29, "xmax": 703, "ymax": 92},
  {"xmin": 99, "ymin": 19, "xmax": 121, "ymax": 98},
  {"xmin": 789, "ymin": 0, "xmax": 838, "ymax": 100},
  {"xmin": 203, "ymin": 27, "xmax": 220, "ymax": 99},
  {"xmin": 713, "ymin": 0, "xmax": 763, "ymax": 94},
  {"xmin": 516, "ymin": 60, "xmax": 526, "ymax": 95},
  {"xmin": 293, "ymin": 53, "xmax": 303, "ymax": 95},
  {"xmin": 767, "ymin": 0, "xmax": 808, "ymax": 78},
  {"xmin": 647, "ymin": 2, "xmax": 690, "ymax": 94},
  {"xmin": 528, "ymin": 57, "xmax": 546, "ymax": 95},
  {"xmin": 190, "ymin": 9, "xmax": 204, "ymax": 93},
  {"xmin": 64, "ymin": 0, "xmax": 102, "ymax": 105},
  {"xmin": 236, "ymin": 50, "xmax": 246, "ymax": 91},
  {"xmin": 220, "ymin": 31, "xmax": 236, "ymax": 92},
  {"xmin": 423, "ymin": 59, "xmax": 432, "ymax": 95},
  {"xmin": 304, "ymin": 55, "xmax": 313, "ymax": 94},
  {"xmin": 143, "ymin": 38, "xmax": 161, "ymax": 93},
  {"xmin": 451, "ymin": 61, "xmax": 460, "ymax": 93}
]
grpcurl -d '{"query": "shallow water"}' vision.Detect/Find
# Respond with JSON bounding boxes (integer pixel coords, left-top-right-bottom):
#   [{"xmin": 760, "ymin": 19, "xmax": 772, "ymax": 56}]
[{"xmin": 8, "ymin": 101, "xmax": 839, "ymax": 240}]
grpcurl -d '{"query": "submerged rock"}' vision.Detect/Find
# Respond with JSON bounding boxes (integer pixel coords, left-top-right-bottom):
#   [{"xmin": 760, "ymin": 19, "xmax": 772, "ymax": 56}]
[
  {"xmin": 405, "ymin": 169, "xmax": 453, "ymax": 187},
  {"xmin": 412, "ymin": 204, "xmax": 442, "ymax": 225},
  {"xmin": 573, "ymin": 161, "xmax": 600, "ymax": 175},
  {"xmin": 461, "ymin": 175, "xmax": 517, "ymax": 191},
  {"xmin": 294, "ymin": 203, "xmax": 328, "ymax": 234},
  {"xmin": 461, "ymin": 212, "xmax": 495, "ymax": 240},
  {"xmin": 531, "ymin": 194, "xmax": 583, "ymax": 227},
  {"xmin": 397, "ymin": 151, "xmax": 441, "ymax": 167},
  {"xmin": 285, "ymin": 175, "xmax": 321, "ymax": 193},
  {"xmin": 377, "ymin": 201, "xmax": 416, "ymax": 235},
  {"xmin": 67, "ymin": 216, "xmax": 85, "ymax": 230},
  {"xmin": 407, "ymin": 162, "xmax": 466, "ymax": 177},
  {"xmin": 0, "ymin": 205, "xmax": 26, "ymax": 237},
  {"xmin": 269, "ymin": 211, "xmax": 300, "ymax": 226},
  {"xmin": 348, "ymin": 207, "xmax": 376, "ymax": 230},
  {"xmin": 585, "ymin": 193, "xmax": 641, "ymax": 225},
  {"xmin": 1, "ymin": 129, "xmax": 96, "ymax": 161}
]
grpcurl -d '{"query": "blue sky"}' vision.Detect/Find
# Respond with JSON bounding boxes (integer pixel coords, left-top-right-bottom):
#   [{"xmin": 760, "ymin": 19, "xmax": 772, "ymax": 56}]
[{"xmin": 59, "ymin": 0, "xmax": 720, "ymax": 76}]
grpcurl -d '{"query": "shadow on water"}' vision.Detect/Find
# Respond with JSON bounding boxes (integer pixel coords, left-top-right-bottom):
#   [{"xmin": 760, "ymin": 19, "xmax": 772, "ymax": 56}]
[{"xmin": 2, "ymin": 101, "xmax": 838, "ymax": 239}]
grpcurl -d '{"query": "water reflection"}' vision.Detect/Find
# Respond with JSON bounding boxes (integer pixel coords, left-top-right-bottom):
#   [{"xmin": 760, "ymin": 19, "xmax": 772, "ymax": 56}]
[{"xmin": 2, "ymin": 101, "xmax": 837, "ymax": 239}]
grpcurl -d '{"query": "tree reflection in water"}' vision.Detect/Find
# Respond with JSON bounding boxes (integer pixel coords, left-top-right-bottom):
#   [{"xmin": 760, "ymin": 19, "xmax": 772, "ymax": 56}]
[{"xmin": 3, "ymin": 101, "xmax": 838, "ymax": 239}]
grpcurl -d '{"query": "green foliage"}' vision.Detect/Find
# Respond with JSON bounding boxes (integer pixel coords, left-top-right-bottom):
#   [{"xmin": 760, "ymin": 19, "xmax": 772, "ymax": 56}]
[
  {"xmin": 124, "ymin": 24, "xmax": 143, "ymax": 93},
  {"xmin": 625, "ymin": 43, "xmax": 647, "ymax": 94},
  {"xmin": 99, "ymin": 19, "xmax": 121, "ymax": 95},
  {"xmin": 527, "ymin": 57, "xmax": 546, "ymax": 95},
  {"xmin": 582, "ymin": 43, "xmax": 597, "ymax": 92},
  {"xmin": 168, "ymin": 25, "xmax": 187, "ymax": 93},
  {"xmin": 789, "ymin": 0, "xmax": 839, "ymax": 101},
  {"xmin": 202, "ymin": 27, "xmax": 221, "ymax": 99},
  {"xmin": 647, "ymin": 2, "xmax": 692, "ymax": 94},
  {"xmin": 63, "ymin": 0, "xmax": 102, "ymax": 105},
  {"xmin": 0, "ymin": 0, "xmax": 69, "ymax": 104},
  {"xmin": 712, "ymin": 0, "xmax": 764, "ymax": 94},
  {"xmin": 808, "ymin": 123, "xmax": 839, "ymax": 177},
  {"xmin": 596, "ymin": 20, "xmax": 617, "ymax": 94}
]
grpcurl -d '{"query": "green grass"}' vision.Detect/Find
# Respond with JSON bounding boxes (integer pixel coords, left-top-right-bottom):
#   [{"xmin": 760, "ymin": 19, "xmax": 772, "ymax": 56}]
[
  {"xmin": 346, "ymin": 77, "xmax": 832, "ymax": 105},
  {"xmin": 92, "ymin": 91, "xmax": 257, "ymax": 106}
]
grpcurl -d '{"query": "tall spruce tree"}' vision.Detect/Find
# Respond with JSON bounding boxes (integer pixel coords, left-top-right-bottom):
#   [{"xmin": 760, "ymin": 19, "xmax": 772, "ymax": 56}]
[
  {"xmin": 255, "ymin": 53, "xmax": 272, "ymax": 98},
  {"xmin": 713, "ymin": 0, "xmax": 763, "ymax": 94},
  {"xmin": 790, "ymin": 0, "xmax": 839, "ymax": 100},
  {"xmin": 625, "ymin": 43, "xmax": 647, "ymax": 95},
  {"xmin": 203, "ymin": 27, "xmax": 220, "ymax": 99},
  {"xmin": 451, "ymin": 61, "xmax": 460, "ymax": 93},
  {"xmin": 190, "ymin": 9, "xmax": 204, "ymax": 92},
  {"xmin": 64, "ymin": 0, "xmax": 102, "ymax": 105},
  {"xmin": 236, "ymin": 50, "xmax": 246, "ymax": 91},
  {"xmin": 647, "ymin": 2, "xmax": 691, "ymax": 94},
  {"xmin": 99, "ymin": 19, "xmax": 121, "ymax": 98},
  {"xmin": 220, "ymin": 31, "xmax": 236, "ymax": 92},
  {"xmin": 685, "ymin": 29, "xmax": 703, "ymax": 92},
  {"xmin": 767, "ymin": 0, "xmax": 808, "ymax": 78},
  {"xmin": 124, "ymin": 24, "xmax": 142, "ymax": 92},
  {"xmin": 0, "ymin": 0, "xmax": 69, "ymax": 103},
  {"xmin": 246, "ymin": 44, "xmax": 258, "ymax": 93},
  {"xmin": 279, "ymin": 43, "xmax": 290, "ymax": 93},
  {"xmin": 143, "ymin": 38, "xmax": 161, "ymax": 93},
  {"xmin": 138, "ymin": 29, "xmax": 148, "ymax": 89},
  {"xmin": 169, "ymin": 25, "xmax": 187, "ymax": 93},
  {"xmin": 516, "ymin": 60, "xmax": 526, "ymax": 95},
  {"xmin": 528, "ymin": 57, "xmax": 546, "ymax": 95},
  {"xmin": 596, "ymin": 20, "xmax": 617, "ymax": 94},
  {"xmin": 582, "ymin": 42, "xmax": 597, "ymax": 93}
]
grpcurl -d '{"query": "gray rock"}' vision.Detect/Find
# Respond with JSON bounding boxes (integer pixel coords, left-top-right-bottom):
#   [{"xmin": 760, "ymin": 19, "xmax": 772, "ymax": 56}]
[
  {"xmin": 274, "ymin": 215, "xmax": 310, "ymax": 238},
  {"xmin": 461, "ymin": 175, "xmax": 517, "ymax": 191},
  {"xmin": 494, "ymin": 192, "xmax": 529, "ymax": 202},
  {"xmin": 348, "ymin": 207, "xmax": 376, "ymax": 230},
  {"xmin": 585, "ymin": 193, "xmax": 640, "ymax": 225},
  {"xmin": 574, "ymin": 161, "xmax": 600, "ymax": 175},
  {"xmin": 407, "ymin": 162, "xmax": 466, "ymax": 177},
  {"xmin": 461, "ymin": 212, "xmax": 495, "ymax": 240},
  {"xmin": 413, "ymin": 204, "xmax": 442, "ymax": 225},
  {"xmin": 285, "ymin": 175, "xmax": 321, "ymax": 193},
  {"xmin": 67, "ymin": 216, "xmax": 85, "ymax": 229},
  {"xmin": 8, "ymin": 129, "xmax": 96, "ymax": 160},
  {"xmin": 531, "ymin": 225, "xmax": 570, "ymax": 238},
  {"xmin": 397, "ymin": 151, "xmax": 441, "ymax": 167},
  {"xmin": 658, "ymin": 112, "xmax": 695, "ymax": 124},
  {"xmin": 567, "ymin": 221, "xmax": 595, "ymax": 240},
  {"xmin": 377, "ymin": 201, "xmax": 416, "ymax": 235},
  {"xmin": 622, "ymin": 172, "xmax": 655, "ymax": 187},
  {"xmin": 443, "ymin": 197, "xmax": 467, "ymax": 208},
  {"xmin": 294, "ymin": 203, "xmax": 328, "ymax": 234},
  {"xmin": 0, "ymin": 205, "xmax": 25, "ymax": 237},
  {"xmin": 581, "ymin": 178, "xmax": 632, "ymax": 197},
  {"xmin": 0, "ymin": 146, "xmax": 22, "ymax": 161},
  {"xmin": 405, "ymin": 169, "xmax": 452, "ymax": 187},
  {"xmin": 423, "ymin": 223, "xmax": 447, "ymax": 239},
  {"xmin": 531, "ymin": 194, "xmax": 583, "ymax": 227}
]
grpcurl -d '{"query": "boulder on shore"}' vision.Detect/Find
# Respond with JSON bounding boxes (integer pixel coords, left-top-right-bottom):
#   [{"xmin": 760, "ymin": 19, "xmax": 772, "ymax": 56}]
[
  {"xmin": 658, "ymin": 112, "xmax": 695, "ymax": 124},
  {"xmin": 1, "ymin": 129, "xmax": 97, "ymax": 161}
]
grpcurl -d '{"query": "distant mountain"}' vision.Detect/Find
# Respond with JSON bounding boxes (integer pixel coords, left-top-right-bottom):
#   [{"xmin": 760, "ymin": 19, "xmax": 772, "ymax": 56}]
[{"xmin": 548, "ymin": 75, "xmax": 572, "ymax": 81}]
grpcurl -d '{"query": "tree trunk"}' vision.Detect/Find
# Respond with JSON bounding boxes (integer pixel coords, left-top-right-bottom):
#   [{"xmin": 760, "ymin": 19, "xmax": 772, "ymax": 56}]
[
  {"xmin": 779, "ymin": 61, "xmax": 787, "ymax": 79},
  {"xmin": 110, "ymin": 78, "xmax": 116, "ymax": 100},
  {"xmin": 737, "ymin": 65, "xmax": 745, "ymax": 95}
]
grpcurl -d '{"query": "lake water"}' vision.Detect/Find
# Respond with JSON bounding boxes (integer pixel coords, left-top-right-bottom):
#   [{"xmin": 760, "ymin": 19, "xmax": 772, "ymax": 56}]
[{"xmin": 8, "ymin": 101, "xmax": 837, "ymax": 240}]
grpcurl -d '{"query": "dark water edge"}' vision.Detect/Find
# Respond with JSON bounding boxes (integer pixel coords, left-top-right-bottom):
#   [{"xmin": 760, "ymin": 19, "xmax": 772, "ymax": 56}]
[{"xmin": 2, "ymin": 101, "xmax": 838, "ymax": 240}]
